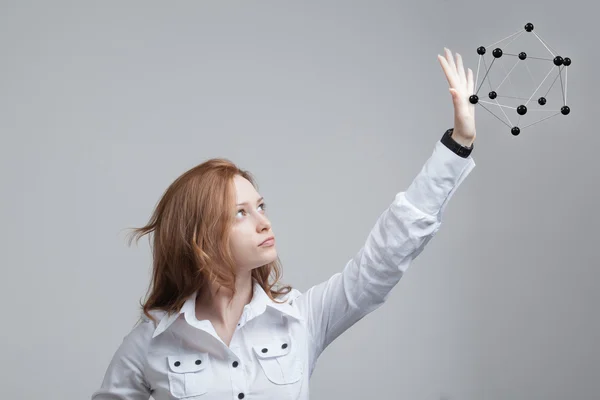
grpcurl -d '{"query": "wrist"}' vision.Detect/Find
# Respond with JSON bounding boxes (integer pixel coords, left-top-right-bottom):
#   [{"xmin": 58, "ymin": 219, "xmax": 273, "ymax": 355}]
[
  {"xmin": 441, "ymin": 128, "xmax": 473, "ymax": 158},
  {"xmin": 451, "ymin": 131, "xmax": 474, "ymax": 148}
]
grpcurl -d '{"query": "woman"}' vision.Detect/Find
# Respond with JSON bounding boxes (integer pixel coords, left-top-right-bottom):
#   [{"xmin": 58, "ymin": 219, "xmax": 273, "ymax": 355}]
[{"xmin": 92, "ymin": 48, "xmax": 476, "ymax": 400}]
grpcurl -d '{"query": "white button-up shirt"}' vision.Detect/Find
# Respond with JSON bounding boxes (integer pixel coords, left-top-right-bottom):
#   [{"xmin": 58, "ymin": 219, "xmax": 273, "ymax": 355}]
[{"xmin": 92, "ymin": 140, "xmax": 475, "ymax": 400}]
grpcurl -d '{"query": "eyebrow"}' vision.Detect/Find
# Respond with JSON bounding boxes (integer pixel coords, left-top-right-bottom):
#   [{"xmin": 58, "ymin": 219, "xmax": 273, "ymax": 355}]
[{"xmin": 236, "ymin": 197, "xmax": 264, "ymax": 207}]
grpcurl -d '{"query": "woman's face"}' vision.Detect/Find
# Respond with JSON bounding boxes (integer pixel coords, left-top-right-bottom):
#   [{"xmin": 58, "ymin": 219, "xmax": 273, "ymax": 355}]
[{"xmin": 228, "ymin": 175, "xmax": 277, "ymax": 272}]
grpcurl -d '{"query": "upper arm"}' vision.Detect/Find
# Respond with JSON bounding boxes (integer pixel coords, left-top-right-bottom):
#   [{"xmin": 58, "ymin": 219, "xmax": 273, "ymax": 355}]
[
  {"xmin": 294, "ymin": 140, "xmax": 476, "ymax": 365},
  {"xmin": 296, "ymin": 191, "xmax": 441, "ymax": 366},
  {"xmin": 91, "ymin": 319, "xmax": 154, "ymax": 400}
]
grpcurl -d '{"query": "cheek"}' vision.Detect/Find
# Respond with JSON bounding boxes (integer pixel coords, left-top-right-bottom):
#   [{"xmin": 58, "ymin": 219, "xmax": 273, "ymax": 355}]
[
  {"xmin": 229, "ymin": 228, "xmax": 253, "ymax": 255},
  {"xmin": 229, "ymin": 231, "xmax": 242, "ymax": 252}
]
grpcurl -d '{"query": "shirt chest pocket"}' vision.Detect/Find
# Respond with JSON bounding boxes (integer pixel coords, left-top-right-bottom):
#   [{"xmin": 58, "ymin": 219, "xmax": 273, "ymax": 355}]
[
  {"xmin": 252, "ymin": 336, "xmax": 304, "ymax": 385},
  {"xmin": 166, "ymin": 353, "xmax": 212, "ymax": 398}
]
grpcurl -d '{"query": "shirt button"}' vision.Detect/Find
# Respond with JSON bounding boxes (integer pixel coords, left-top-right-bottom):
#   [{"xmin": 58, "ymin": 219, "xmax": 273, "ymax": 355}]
[
  {"xmin": 238, "ymin": 393, "xmax": 245, "ymax": 399},
  {"xmin": 261, "ymin": 348, "xmax": 268, "ymax": 353},
  {"xmin": 195, "ymin": 359, "xmax": 202, "ymax": 365},
  {"xmin": 232, "ymin": 361, "xmax": 239, "ymax": 368},
  {"xmin": 281, "ymin": 343, "xmax": 288, "ymax": 349},
  {"xmin": 174, "ymin": 361, "xmax": 181, "ymax": 367}
]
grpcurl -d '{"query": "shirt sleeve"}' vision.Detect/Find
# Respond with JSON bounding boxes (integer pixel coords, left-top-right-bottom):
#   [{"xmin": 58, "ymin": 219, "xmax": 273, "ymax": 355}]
[
  {"xmin": 91, "ymin": 318, "xmax": 154, "ymax": 400},
  {"xmin": 294, "ymin": 140, "xmax": 476, "ymax": 372}
]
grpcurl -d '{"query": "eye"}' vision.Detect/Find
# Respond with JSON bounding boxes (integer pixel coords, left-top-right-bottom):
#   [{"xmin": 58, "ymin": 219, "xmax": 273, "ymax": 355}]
[{"xmin": 236, "ymin": 203, "xmax": 267, "ymax": 218}]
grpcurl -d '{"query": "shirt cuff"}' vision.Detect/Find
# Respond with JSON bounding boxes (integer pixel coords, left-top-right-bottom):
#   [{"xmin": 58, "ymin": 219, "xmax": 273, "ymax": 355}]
[{"xmin": 403, "ymin": 139, "xmax": 476, "ymax": 218}]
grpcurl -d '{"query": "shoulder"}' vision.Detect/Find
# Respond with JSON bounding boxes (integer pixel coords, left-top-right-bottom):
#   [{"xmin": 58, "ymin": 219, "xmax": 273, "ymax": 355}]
[
  {"xmin": 275, "ymin": 287, "xmax": 303, "ymax": 304},
  {"xmin": 117, "ymin": 310, "xmax": 168, "ymax": 359},
  {"xmin": 121, "ymin": 316, "xmax": 156, "ymax": 356},
  {"xmin": 96, "ymin": 316, "xmax": 157, "ymax": 391},
  {"xmin": 138, "ymin": 309, "xmax": 168, "ymax": 328}
]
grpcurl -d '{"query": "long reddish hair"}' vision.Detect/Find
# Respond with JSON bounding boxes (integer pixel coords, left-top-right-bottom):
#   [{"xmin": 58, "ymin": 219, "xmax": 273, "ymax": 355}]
[{"xmin": 126, "ymin": 158, "xmax": 291, "ymax": 324}]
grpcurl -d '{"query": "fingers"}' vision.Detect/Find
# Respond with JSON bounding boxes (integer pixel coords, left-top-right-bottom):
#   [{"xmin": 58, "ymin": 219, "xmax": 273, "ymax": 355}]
[
  {"xmin": 455, "ymin": 53, "xmax": 466, "ymax": 85},
  {"xmin": 444, "ymin": 48, "xmax": 458, "ymax": 79},
  {"xmin": 440, "ymin": 48, "xmax": 473, "ymax": 95},
  {"xmin": 438, "ymin": 54, "xmax": 459, "ymax": 89}
]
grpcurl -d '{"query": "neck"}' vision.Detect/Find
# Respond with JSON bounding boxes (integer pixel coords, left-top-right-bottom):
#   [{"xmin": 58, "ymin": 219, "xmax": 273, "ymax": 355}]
[{"xmin": 195, "ymin": 270, "xmax": 254, "ymax": 327}]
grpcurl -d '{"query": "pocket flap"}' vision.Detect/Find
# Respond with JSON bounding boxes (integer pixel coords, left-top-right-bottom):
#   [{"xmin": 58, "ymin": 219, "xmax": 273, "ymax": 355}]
[
  {"xmin": 252, "ymin": 338, "xmax": 292, "ymax": 359},
  {"xmin": 167, "ymin": 353, "xmax": 209, "ymax": 373}
]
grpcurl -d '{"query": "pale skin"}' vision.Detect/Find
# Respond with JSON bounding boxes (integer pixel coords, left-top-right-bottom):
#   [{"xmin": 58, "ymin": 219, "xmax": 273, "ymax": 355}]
[
  {"xmin": 196, "ymin": 48, "xmax": 475, "ymax": 347},
  {"xmin": 438, "ymin": 47, "xmax": 477, "ymax": 147},
  {"xmin": 195, "ymin": 174, "xmax": 277, "ymax": 347}
]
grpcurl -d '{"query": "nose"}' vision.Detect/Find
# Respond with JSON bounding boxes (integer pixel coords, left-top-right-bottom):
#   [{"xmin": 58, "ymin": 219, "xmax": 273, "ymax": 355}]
[{"xmin": 256, "ymin": 214, "xmax": 271, "ymax": 232}]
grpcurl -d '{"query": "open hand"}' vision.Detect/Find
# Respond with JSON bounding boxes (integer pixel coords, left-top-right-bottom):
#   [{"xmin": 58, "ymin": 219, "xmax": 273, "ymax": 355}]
[{"xmin": 438, "ymin": 48, "xmax": 476, "ymax": 146}]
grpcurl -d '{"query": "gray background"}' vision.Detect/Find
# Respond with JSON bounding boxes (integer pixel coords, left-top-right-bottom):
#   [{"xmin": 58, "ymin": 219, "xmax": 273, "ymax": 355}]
[{"xmin": 1, "ymin": 1, "xmax": 598, "ymax": 399}]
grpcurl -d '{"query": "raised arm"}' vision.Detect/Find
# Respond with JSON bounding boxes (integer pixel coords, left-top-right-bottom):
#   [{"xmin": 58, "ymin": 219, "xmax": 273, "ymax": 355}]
[{"xmin": 295, "ymin": 137, "xmax": 476, "ymax": 375}]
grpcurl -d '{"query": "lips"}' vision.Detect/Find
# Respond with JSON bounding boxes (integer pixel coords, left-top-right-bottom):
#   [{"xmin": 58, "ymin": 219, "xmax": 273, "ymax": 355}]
[{"xmin": 259, "ymin": 236, "xmax": 275, "ymax": 246}]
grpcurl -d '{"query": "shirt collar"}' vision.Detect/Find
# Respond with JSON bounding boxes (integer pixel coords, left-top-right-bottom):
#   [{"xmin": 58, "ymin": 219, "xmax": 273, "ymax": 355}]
[{"xmin": 151, "ymin": 279, "xmax": 302, "ymax": 339}]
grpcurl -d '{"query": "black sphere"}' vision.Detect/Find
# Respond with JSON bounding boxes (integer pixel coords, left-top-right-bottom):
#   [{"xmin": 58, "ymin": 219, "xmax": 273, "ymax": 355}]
[
  {"xmin": 553, "ymin": 56, "xmax": 564, "ymax": 66},
  {"xmin": 524, "ymin": 23, "xmax": 534, "ymax": 32},
  {"xmin": 538, "ymin": 97, "xmax": 547, "ymax": 106},
  {"xmin": 469, "ymin": 94, "xmax": 479, "ymax": 104},
  {"xmin": 488, "ymin": 91, "xmax": 497, "ymax": 99},
  {"xmin": 563, "ymin": 57, "xmax": 571, "ymax": 66},
  {"xmin": 519, "ymin": 52, "xmax": 527, "ymax": 60},
  {"xmin": 492, "ymin": 48, "xmax": 503, "ymax": 58},
  {"xmin": 517, "ymin": 105, "xmax": 527, "ymax": 115},
  {"xmin": 511, "ymin": 127, "xmax": 521, "ymax": 136},
  {"xmin": 477, "ymin": 46, "xmax": 486, "ymax": 55},
  {"xmin": 561, "ymin": 105, "xmax": 570, "ymax": 115}
]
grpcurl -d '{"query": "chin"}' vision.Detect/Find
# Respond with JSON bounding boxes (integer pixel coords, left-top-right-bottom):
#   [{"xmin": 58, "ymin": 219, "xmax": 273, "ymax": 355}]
[
  {"xmin": 261, "ymin": 250, "xmax": 278, "ymax": 265},
  {"xmin": 265, "ymin": 251, "xmax": 278, "ymax": 264},
  {"xmin": 244, "ymin": 253, "xmax": 278, "ymax": 272}
]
